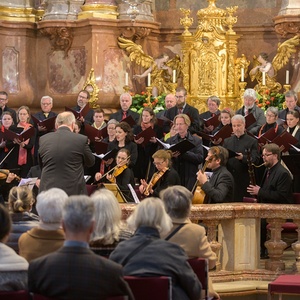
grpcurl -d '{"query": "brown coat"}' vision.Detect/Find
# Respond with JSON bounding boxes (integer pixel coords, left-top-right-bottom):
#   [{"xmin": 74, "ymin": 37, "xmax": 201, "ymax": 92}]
[{"xmin": 18, "ymin": 227, "xmax": 65, "ymax": 262}]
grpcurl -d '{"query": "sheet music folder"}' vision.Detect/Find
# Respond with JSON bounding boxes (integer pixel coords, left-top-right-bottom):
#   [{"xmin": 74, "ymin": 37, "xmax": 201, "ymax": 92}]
[
  {"xmin": 245, "ymin": 113, "xmax": 256, "ymax": 129},
  {"xmin": 84, "ymin": 123, "xmax": 108, "ymax": 142},
  {"xmin": 4, "ymin": 126, "xmax": 35, "ymax": 141},
  {"xmin": 156, "ymin": 138, "xmax": 195, "ymax": 154},
  {"xmin": 121, "ymin": 115, "xmax": 136, "ymax": 127},
  {"xmin": 103, "ymin": 183, "xmax": 127, "ymax": 203},
  {"xmin": 272, "ymin": 130, "xmax": 298, "ymax": 152},
  {"xmin": 31, "ymin": 115, "xmax": 57, "ymax": 132},
  {"xmin": 65, "ymin": 103, "xmax": 90, "ymax": 119},
  {"xmin": 199, "ymin": 124, "xmax": 232, "ymax": 143},
  {"xmin": 134, "ymin": 127, "xmax": 156, "ymax": 146},
  {"xmin": 203, "ymin": 114, "xmax": 220, "ymax": 129}
]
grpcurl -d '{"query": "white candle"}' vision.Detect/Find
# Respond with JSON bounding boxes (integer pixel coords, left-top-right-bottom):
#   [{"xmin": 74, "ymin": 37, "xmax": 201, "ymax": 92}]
[
  {"xmin": 147, "ymin": 73, "xmax": 151, "ymax": 86},
  {"xmin": 125, "ymin": 72, "xmax": 129, "ymax": 86},
  {"xmin": 241, "ymin": 68, "xmax": 244, "ymax": 82},
  {"xmin": 172, "ymin": 70, "xmax": 176, "ymax": 83},
  {"xmin": 286, "ymin": 70, "xmax": 289, "ymax": 85},
  {"xmin": 262, "ymin": 72, "xmax": 266, "ymax": 86}
]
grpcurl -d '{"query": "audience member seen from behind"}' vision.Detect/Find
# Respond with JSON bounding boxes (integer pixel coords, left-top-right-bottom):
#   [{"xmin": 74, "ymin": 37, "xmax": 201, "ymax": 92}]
[
  {"xmin": 89, "ymin": 189, "xmax": 132, "ymax": 257},
  {"xmin": 160, "ymin": 185, "xmax": 219, "ymax": 300},
  {"xmin": 0, "ymin": 204, "xmax": 28, "ymax": 291},
  {"xmin": 28, "ymin": 195, "xmax": 134, "ymax": 300},
  {"xmin": 109, "ymin": 197, "xmax": 202, "ymax": 300},
  {"xmin": 18, "ymin": 188, "xmax": 68, "ymax": 262},
  {"xmin": 7, "ymin": 186, "xmax": 39, "ymax": 253}
]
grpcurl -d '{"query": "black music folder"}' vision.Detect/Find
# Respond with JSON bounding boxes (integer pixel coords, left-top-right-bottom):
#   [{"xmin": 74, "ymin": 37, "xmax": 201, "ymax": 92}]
[
  {"xmin": 203, "ymin": 114, "xmax": 220, "ymax": 129},
  {"xmin": 4, "ymin": 126, "xmax": 35, "ymax": 142},
  {"xmin": 84, "ymin": 123, "xmax": 108, "ymax": 142},
  {"xmin": 134, "ymin": 127, "xmax": 156, "ymax": 147},
  {"xmin": 245, "ymin": 113, "xmax": 256, "ymax": 129},
  {"xmin": 199, "ymin": 124, "xmax": 232, "ymax": 144},
  {"xmin": 156, "ymin": 138, "xmax": 195, "ymax": 154},
  {"xmin": 121, "ymin": 115, "xmax": 136, "ymax": 127},
  {"xmin": 94, "ymin": 141, "xmax": 109, "ymax": 155},
  {"xmin": 272, "ymin": 130, "xmax": 298, "ymax": 152},
  {"xmin": 31, "ymin": 115, "xmax": 56, "ymax": 132},
  {"xmin": 65, "ymin": 103, "xmax": 90, "ymax": 119}
]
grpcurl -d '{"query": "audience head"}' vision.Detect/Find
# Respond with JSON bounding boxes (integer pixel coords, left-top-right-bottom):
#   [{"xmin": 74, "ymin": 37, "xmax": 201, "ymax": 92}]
[
  {"xmin": 207, "ymin": 146, "xmax": 229, "ymax": 168},
  {"xmin": 243, "ymin": 88, "xmax": 257, "ymax": 109},
  {"xmin": 62, "ymin": 195, "xmax": 95, "ymax": 235},
  {"xmin": 207, "ymin": 96, "xmax": 220, "ymax": 114},
  {"xmin": 55, "ymin": 111, "xmax": 76, "ymax": 130},
  {"xmin": 0, "ymin": 91, "xmax": 9, "ymax": 109},
  {"xmin": 40, "ymin": 96, "xmax": 53, "ymax": 113},
  {"xmin": 77, "ymin": 90, "xmax": 90, "ymax": 108},
  {"xmin": 160, "ymin": 185, "xmax": 192, "ymax": 220},
  {"xmin": 115, "ymin": 122, "xmax": 134, "ymax": 143},
  {"xmin": 262, "ymin": 143, "xmax": 281, "ymax": 167},
  {"xmin": 152, "ymin": 149, "xmax": 172, "ymax": 169},
  {"xmin": 285, "ymin": 90, "xmax": 298, "ymax": 111},
  {"xmin": 0, "ymin": 204, "xmax": 11, "ymax": 243},
  {"xmin": 231, "ymin": 114, "xmax": 245, "ymax": 138},
  {"xmin": 120, "ymin": 93, "xmax": 132, "ymax": 112},
  {"xmin": 90, "ymin": 189, "xmax": 122, "ymax": 245},
  {"xmin": 8, "ymin": 186, "xmax": 35, "ymax": 213},
  {"xmin": 265, "ymin": 106, "xmax": 278, "ymax": 124},
  {"xmin": 175, "ymin": 87, "xmax": 187, "ymax": 108},
  {"xmin": 36, "ymin": 188, "xmax": 68, "ymax": 224},
  {"xmin": 165, "ymin": 94, "xmax": 177, "ymax": 110},
  {"xmin": 286, "ymin": 110, "xmax": 300, "ymax": 128},
  {"xmin": 17, "ymin": 105, "xmax": 31, "ymax": 123},
  {"xmin": 1, "ymin": 111, "xmax": 14, "ymax": 129},
  {"xmin": 127, "ymin": 197, "xmax": 172, "ymax": 235},
  {"xmin": 219, "ymin": 108, "xmax": 234, "ymax": 125}
]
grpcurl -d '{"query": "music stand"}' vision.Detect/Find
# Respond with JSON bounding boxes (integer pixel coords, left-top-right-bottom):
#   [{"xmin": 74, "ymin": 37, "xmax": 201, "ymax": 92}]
[{"xmin": 103, "ymin": 183, "xmax": 127, "ymax": 203}]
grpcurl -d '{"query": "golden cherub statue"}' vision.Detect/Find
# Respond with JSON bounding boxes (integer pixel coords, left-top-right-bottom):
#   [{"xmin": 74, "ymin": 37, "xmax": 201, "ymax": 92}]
[
  {"xmin": 118, "ymin": 37, "xmax": 182, "ymax": 96},
  {"xmin": 249, "ymin": 35, "xmax": 300, "ymax": 94}
]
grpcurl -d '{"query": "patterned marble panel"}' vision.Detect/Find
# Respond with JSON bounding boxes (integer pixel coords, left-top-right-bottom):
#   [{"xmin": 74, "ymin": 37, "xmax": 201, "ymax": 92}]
[
  {"xmin": 48, "ymin": 48, "xmax": 86, "ymax": 94},
  {"xmin": 102, "ymin": 48, "xmax": 130, "ymax": 94},
  {"xmin": 2, "ymin": 47, "xmax": 19, "ymax": 93}
]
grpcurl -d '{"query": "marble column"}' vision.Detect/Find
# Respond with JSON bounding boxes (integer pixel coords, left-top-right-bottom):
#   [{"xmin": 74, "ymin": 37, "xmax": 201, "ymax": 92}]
[
  {"xmin": 42, "ymin": 0, "xmax": 84, "ymax": 20},
  {"xmin": 278, "ymin": 0, "xmax": 300, "ymax": 15},
  {"xmin": 116, "ymin": 0, "xmax": 153, "ymax": 21},
  {"xmin": 78, "ymin": 0, "xmax": 118, "ymax": 20}
]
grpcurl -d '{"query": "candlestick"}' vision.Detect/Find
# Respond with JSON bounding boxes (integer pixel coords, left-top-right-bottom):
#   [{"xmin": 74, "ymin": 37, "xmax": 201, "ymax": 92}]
[
  {"xmin": 262, "ymin": 72, "xmax": 266, "ymax": 86},
  {"xmin": 125, "ymin": 72, "xmax": 129, "ymax": 86},
  {"xmin": 172, "ymin": 70, "xmax": 176, "ymax": 83},
  {"xmin": 147, "ymin": 73, "xmax": 151, "ymax": 86},
  {"xmin": 241, "ymin": 68, "xmax": 244, "ymax": 82},
  {"xmin": 286, "ymin": 70, "xmax": 289, "ymax": 85}
]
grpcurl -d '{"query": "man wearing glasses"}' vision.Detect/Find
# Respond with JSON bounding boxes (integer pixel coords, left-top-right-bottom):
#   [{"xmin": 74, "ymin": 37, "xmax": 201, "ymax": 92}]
[
  {"xmin": 72, "ymin": 90, "xmax": 94, "ymax": 126},
  {"xmin": 164, "ymin": 87, "xmax": 201, "ymax": 134},
  {"xmin": 0, "ymin": 91, "xmax": 17, "ymax": 124}
]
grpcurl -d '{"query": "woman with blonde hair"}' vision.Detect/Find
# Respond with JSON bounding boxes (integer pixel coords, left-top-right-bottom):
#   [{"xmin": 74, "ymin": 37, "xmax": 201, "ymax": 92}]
[
  {"xmin": 89, "ymin": 189, "xmax": 132, "ymax": 256},
  {"xmin": 7, "ymin": 186, "xmax": 39, "ymax": 253},
  {"xmin": 110, "ymin": 197, "xmax": 201, "ymax": 300}
]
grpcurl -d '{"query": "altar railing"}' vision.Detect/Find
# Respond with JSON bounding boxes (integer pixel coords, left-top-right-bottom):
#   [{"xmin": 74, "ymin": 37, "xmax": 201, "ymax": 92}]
[{"xmin": 121, "ymin": 202, "xmax": 300, "ymax": 282}]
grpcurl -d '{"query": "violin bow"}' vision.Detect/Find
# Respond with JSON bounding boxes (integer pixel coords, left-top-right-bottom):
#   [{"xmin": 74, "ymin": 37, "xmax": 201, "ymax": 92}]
[{"xmin": 0, "ymin": 146, "xmax": 15, "ymax": 166}]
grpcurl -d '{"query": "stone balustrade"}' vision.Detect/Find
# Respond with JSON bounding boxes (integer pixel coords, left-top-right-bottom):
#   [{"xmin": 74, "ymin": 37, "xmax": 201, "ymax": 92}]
[{"xmin": 121, "ymin": 202, "xmax": 300, "ymax": 281}]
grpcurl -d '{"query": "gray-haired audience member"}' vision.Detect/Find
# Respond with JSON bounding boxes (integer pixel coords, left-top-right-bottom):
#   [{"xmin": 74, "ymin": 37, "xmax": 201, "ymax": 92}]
[
  {"xmin": 236, "ymin": 88, "xmax": 266, "ymax": 135},
  {"xmin": 28, "ymin": 195, "xmax": 134, "ymax": 300},
  {"xmin": 18, "ymin": 188, "xmax": 68, "ymax": 262},
  {"xmin": 89, "ymin": 189, "xmax": 132, "ymax": 256},
  {"xmin": 110, "ymin": 197, "xmax": 201, "ymax": 300},
  {"xmin": 0, "ymin": 204, "xmax": 28, "ymax": 291},
  {"xmin": 160, "ymin": 185, "xmax": 220, "ymax": 299}
]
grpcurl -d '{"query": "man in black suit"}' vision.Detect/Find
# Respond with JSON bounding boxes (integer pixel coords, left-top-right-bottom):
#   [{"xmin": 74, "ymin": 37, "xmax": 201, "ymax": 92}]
[
  {"xmin": 28, "ymin": 195, "xmax": 134, "ymax": 300},
  {"xmin": 197, "ymin": 146, "xmax": 234, "ymax": 203},
  {"xmin": 72, "ymin": 90, "xmax": 95, "ymax": 126},
  {"xmin": 164, "ymin": 87, "xmax": 200, "ymax": 134},
  {"xmin": 0, "ymin": 91, "xmax": 17, "ymax": 124},
  {"xmin": 109, "ymin": 92, "xmax": 140, "ymax": 126},
  {"xmin": 32, "ymin": 96, "xmax": 57, "ymax": 164},
  {"xmin": 156, "ymin": 93, "xmax": 177, "ymax": 118},
  {"xmin": 278, "ymin": 90, "xmax": 300, "ymax": 121},
  {"xmin": 39, "ymin": 111, "xmax": 95, "ymax": 195}
]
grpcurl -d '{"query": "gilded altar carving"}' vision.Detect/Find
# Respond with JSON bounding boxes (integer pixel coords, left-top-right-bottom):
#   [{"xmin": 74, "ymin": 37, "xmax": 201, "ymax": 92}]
[
  {"xmin": 180, "ymin": 0, "xmax": 241, "ymax": 112},
  {"xmin": 119, "ymin": 26, "xmax": 151, "ymax": 41},
  {"xmin": 83, "ymin": 68, "xmax": 100, "ymax": 109},
  {"xmin": 39, "ymin": 27, "xmax": 74, "ymax": 58}
]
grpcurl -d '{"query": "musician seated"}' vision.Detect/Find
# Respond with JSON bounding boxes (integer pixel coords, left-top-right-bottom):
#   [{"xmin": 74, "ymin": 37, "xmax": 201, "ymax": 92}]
[
  {"xmin": 89, "ymin": 189, "xmax": 133, "ymax": 257},
  {"xmin": 139, "ymin": 149, "xmax": 180, "ymax": 197},
  {"xmin": 160, "ymin": 185, "xmax": 220, "ymax": 300},
  {"xmin": 94, "ymin": 148, "xmax": 135, "ymax": 202},
  {"xmin": 196, "ymin": 146, "xmax": 234, "ymax": 204},
  {"xmin": 0, "ymin": 171, "xmax": 19, "ymax": 204}
]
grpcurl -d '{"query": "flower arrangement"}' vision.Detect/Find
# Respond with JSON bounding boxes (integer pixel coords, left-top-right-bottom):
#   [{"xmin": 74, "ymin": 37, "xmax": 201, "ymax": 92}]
[
  {"xmin": 130, "ymin": 92, "xmax": 166, "ymax": 114},
  {"xmin": 256, "ymin": 91, "xmax": 285, "ymax": 111}
]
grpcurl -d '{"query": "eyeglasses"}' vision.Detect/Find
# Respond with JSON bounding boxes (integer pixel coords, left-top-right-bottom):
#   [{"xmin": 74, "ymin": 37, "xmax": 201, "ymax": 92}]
[
  {"xmin": 261, "ymin": 153, "xmax": 273, "ymax": 158},
  {"xmin": 175, "ymin": 95, "xmax": 185, "ymax": 99},
  {"xmin": 266, "ymin": 114, "xmax": 276, "ymax": 118},
  {"xmin": 78, "ymin": 95, "xmax": 87, "ymax": 99},
  {"xmin": 41, "ymin": 103, "xmax": 51, "ymax": 106},
  {"xmin": 153, "ymin": 160, "xmax": 165, "ymax": 166}
]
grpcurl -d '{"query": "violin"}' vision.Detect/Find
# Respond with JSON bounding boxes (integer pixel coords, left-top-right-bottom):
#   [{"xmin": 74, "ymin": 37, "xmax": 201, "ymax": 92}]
[
  {"xmin": 107, "ymin": 164, "xmax": 128, "ymax": 183},
  {"xmin": 144, "ymin": 167, "xmax": 168, "ymax": 196},
  {"xmin": 192, "ymin": 160, "xmax": 210, "ymax": 204},
  {"xmin": 0, "ymin": 169, "xmax": 21, "ymax": 181}
]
